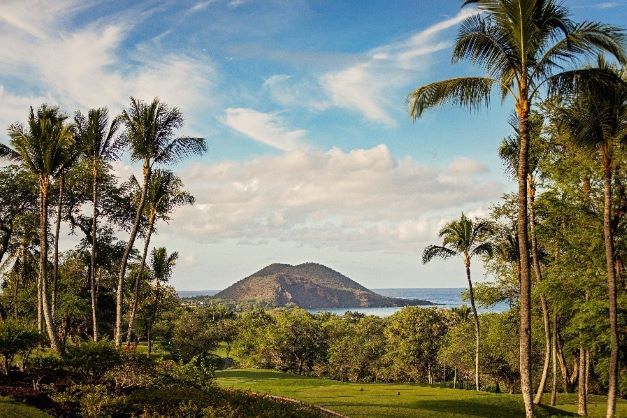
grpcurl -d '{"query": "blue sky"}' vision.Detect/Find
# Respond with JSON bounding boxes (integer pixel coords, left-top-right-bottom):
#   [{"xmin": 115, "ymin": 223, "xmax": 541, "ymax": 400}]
[{"xmin": 0, "ymin": 0, "xmax": 625, "ymax": 290}]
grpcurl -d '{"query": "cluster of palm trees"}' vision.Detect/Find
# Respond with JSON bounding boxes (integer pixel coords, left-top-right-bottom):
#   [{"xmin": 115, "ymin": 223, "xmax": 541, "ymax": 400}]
[
  {"xmin": 410, "ymin": 1, "xmax": 625, "ymax": 417},
  {"xmin": 0, "ymin": 98, "xmax": 206, "ymax": 352}
]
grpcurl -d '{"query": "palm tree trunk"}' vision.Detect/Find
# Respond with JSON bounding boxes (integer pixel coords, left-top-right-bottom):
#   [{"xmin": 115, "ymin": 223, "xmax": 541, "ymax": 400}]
[
  {"xmin": 38, "ymin": 177, "xmax": 63, "ymax": 354},
  {"xmin": 601, "ymin": 144, "xmax": 618, "ymax": 418},
  {"xmin": 125, "ymin": 211, "xmax": 156, "ymax": 346},
  {"xmin": 51, "ymin": 175, "xmax": 64, "ymax": 322},
  {"xmin": 516, "ymin": 99, "xmax": 533, "ymax": 418},
  {"xmin": 578, "ymin": 347, "xmax": 587, "ymax": 416},
  {"xmin": 147, "ymin": 279, "xmax": 161, "ymax": 356},
  {"xmin": 114, "ymin": 163, "xmax": 150, "ymax": 347},
  {"xmin": 550, "ymin": 313, "xmax": 558, "ymax": 406},
  {"xmin": 465, "ymin": 256, "xmax": 480, "ymax": 391},
  {"xmin": 37, "ymin": 264, "xmax": 42, "ymax": 333},
  {"xmin": 529, "ymin": 175, "xmax": 551, "ymax": 405},
  {"xmin": 90, "ymin": 160, "xmax": 99, "ymax": 342}
]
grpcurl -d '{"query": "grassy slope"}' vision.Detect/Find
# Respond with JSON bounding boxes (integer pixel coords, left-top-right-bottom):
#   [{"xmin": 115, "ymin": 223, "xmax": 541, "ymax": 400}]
[
  {"xmin": 216, "ymin": 369, "xmax": 627, "ymax": 418},
  {"xmin": 0, "ymin": 397, "xmax": 51, "ymax": 418}
]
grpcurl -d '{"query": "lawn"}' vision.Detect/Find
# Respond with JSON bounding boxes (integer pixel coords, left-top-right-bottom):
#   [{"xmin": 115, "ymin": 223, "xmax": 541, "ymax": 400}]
[
  {"xmin": 0, "ymin": 397, "xmax": 51, "ymax": 418},
  {"xmin": 215, "ymin": 369, "xmax": 627, "ymax": 418}
]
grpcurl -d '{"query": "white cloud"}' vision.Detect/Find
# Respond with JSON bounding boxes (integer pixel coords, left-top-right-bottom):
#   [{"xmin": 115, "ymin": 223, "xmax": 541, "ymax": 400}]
[
  {"xmin": 223, "ymin": 107, "xmax": 309, "ymax": 151},
  {"xmin": 163, "ymin": 145, "xmax": 501, "ymax": 253},
  {"xmin": 0, "ymin": 0, "xmax": 216, "ymax": 138},
  {"xmin": 318, "ymin": 8, "xmax": 479, "ymax": 125}
]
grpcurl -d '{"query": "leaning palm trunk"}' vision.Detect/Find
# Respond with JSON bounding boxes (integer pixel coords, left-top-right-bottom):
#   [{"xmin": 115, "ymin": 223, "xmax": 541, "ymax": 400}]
[
  {"xmin": 114, "ymin": 162, "xmax": 150, "ymax": 347},
  {"xmin": 517, "ymin": 100, "xmax": 533, "ymax": 417},
  {"xmin": 90, "ymin": 161, "xmax": 99, "ymax": 341},
  {"xmin": 529, "ymin": 177, "xmax": 551, "ymax": 405},
  {"xmin": 601, "ymin": 144, "xmax": 618, "ymax": 418},
  {"xmin": 125, "ymin": 211, "xmax": 156, "ymax": 346},
  {"xmin": 51, "ymin": 175, "xmax": 64, "ymax": 321},
  {"xmin": 38, "ymin": 177, "xmax": 63, "ymax": 354},
  {"xmin": 465, "ymin": 255, "xmax": 480, "ymax": 391}
]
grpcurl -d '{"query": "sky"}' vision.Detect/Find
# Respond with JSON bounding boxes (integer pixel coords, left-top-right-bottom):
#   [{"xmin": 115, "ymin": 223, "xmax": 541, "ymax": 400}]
[{"xmin": 0, "ymin": 0, "xmax": 625, "ymax": 290}]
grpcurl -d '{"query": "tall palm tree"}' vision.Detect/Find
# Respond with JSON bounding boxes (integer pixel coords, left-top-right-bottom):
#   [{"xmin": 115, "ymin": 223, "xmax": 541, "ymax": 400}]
[
  {"xmin": 1, "ymin": 105, "xmax": 74, "ymax": 354},
  {"xmin": 551, "ymin": 60, "xmax": 626, "ymax": 417},
  {"xmin": 422, "ymin": 213, "xmax": 494, "ymax": 391},
  {"xmin": 125, "ymin": 170, "xmax": 194, "ymax": 345},
  {"xmin": 499, "ymin": 113, "xmax": 553, "ymax": 404},
  {"xmin": 51, "ymin": 128, "xmax": 81, "ymax": 322},
  {"xmin": 146, "ymin": 247, "xmax": 178, "ymax": 355},
  {"xmin": 75, "ymin": 107, "xmax": 122, "ymax": 342},
  {"xmin": 407, "ymin": 2, "xmax": 625, "ymax": 414},
  {"xmin": 114, "ymin": 97, "xmax": 205, "ymax": 346}
]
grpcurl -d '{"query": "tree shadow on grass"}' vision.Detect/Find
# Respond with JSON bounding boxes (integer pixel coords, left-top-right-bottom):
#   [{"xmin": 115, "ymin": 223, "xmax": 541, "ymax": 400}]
[
  {"xmin": 412, "ymin": 398, "xmax": 578, "ymax": 418},
  {"xmin": 411, "ymin": 398, "xmax": 526, "ymax": 417}
]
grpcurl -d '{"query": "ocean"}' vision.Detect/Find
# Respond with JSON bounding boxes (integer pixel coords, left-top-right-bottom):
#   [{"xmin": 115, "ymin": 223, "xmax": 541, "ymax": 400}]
[{"xmin": 177, "ymin": 287, "xmax": 510, "ymax": 316}]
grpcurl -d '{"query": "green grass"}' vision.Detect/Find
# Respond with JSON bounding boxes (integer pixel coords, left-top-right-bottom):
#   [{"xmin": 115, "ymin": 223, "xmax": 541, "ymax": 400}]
[
  {"xmin": 216, "ymin": 369, "xmax": 627, "ymax": 418},
  {"xmin": 0, "ymin": 397, "xmax": 51, "ymax": 418}
]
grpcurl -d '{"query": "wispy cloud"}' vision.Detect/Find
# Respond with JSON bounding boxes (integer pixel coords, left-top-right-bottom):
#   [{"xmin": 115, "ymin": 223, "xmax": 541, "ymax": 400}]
[
  {"xmin": 0, "ymin": 0, "xmax": 217, "ymax": 137},
  {"xmin": 223, "ymin": 108, "xmax": 309, "ymax": 152},
  {"xmin": 592, "ymin": 2, "xmax": 620, "ymax": 9},
  {"xmin": 317, "ymin": 8, "xmax": 478, "ymax": 125}
]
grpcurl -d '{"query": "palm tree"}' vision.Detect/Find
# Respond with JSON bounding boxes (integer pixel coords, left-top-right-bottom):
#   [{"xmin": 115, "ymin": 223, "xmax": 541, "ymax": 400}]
[
  {"xmin": 51, "ymin": 128, "xmax": 81, "ymax": 322},
  {"xmin": 114, "ymin": 97, "xmax": 205, "ymax": 347},
  {"xmin": 422, "ymin": 213, "xmax": 494, "ymax": 391},
  {"xmin": 125, "ymin": 170, "xmax": 194, "ymax": 345},
  {"xmin": 146, "ymin": 247, "xmax": 178, "ymax": 355},
  {"xmin": 75, "ymin": 107, "xmax": 122, "ymax": 342},
  {"xmin": 407, "ymin": 2, "xmax": 625, "ymax": 414},
  {"xmin": 1, "ymin": 105, "xmax": 74, "ymax": 354},
  {"xmin": 499, "ymin": 113, "xmax": 553, "ymax": 405},
  {"xmin": 550, "ymin": 60, "xmax": 626, "ymax": 417}
]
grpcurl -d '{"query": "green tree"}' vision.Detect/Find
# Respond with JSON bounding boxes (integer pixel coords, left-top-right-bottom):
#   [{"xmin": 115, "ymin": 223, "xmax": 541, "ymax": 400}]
[
  {"xmin": 384, "ymin": 307, "xmax": 448, "ymax": 384},
  {"xmin": 422, "ymin": 213, "xmax": 493, "ymax": 390},
  {"xmin": 407, "ymin": 2, "xmax": 625, "ymax": 414},
  {"xmin": 75, "ymin": 107, "xmax": 122, "ymax": 342},
  {"xmin": 2, "ymin": 105, "xmax": 75, "ymax": 354},
  {"xmin": 114, "ymin": 97, "xmax": 205, "ymax": 347},
  {"xmin": 550, "ymin": 61, "xmax": 626, "ymax": 415}
]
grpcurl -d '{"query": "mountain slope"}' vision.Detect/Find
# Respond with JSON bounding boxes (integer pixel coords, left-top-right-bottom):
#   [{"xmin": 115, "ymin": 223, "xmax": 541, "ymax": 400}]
[{"xmin": 215, "ymin": 262, "xmax": 432, "ymax": 308}]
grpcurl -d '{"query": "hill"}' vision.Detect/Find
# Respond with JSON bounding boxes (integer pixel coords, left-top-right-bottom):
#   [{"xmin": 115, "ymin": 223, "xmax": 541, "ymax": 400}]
[{"xmin": 214, "ymin": 262, "xmax": 433, "ymax": 308}]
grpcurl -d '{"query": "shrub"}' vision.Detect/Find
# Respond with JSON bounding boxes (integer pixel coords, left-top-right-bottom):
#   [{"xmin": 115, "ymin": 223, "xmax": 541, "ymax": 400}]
[
  {"xmin": 25, "ymin": 349, "xmax": 63, "ymax": 390},
  {"xmin": 104, "ymin": 352, "xmax": 157, "ymax": 390},
  {"xmin": 63, "ymin": 340, "xmax": 122, "ymax": 383},
  {"xmin": 49, "ymin": 384, "xmax": 126, "ymax": 418},
  {"xmin": 0, "ymin": 319, "xmax": 40, "ymax": 375},
  {"xmin": 171, "ymin": 354, "xmax": 217, "ymax": 388}
]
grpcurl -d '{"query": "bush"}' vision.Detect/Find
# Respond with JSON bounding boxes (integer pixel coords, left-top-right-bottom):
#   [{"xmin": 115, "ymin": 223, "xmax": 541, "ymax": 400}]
[
  {"xmin": 171, "ymin": 354, "xmax": 217, "ymax": 388},
  {"xmin": 63, "ymin": 340, "xmax": 122, "ymax": 383},
  {"xmin": 0, "ymin": 319, "xmax": 40, "ymax": 375},
  {"xmin": 24, "ymin": 349, "xmax": 63, "ymax": 390},
  {"xmin": 49, "ymin": 384, "xmax": 126, "ymax": 418},
  {"xmin": 104, "ymin": 352, "xmax": 157, "ymax": 390}
]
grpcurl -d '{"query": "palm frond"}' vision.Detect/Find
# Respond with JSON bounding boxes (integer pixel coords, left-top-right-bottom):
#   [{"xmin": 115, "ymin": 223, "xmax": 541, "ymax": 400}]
[
  {"xmin": 453, "ymin": 15, "xmax": 518, "ymax": 81},
  {"xmin": 407, "ymin": 77, "xmax": 497, "ymax": 120},
  {"xmin": 0, "ymin": 143, "xmax": 20, "ymax": 161},
  {"xmin": 422, "ymin": 245, "xmax": 457, "ymax": 264},
  {"xmin": 471, "ymin": 241, "xmax": 494, "ymax": 258}
]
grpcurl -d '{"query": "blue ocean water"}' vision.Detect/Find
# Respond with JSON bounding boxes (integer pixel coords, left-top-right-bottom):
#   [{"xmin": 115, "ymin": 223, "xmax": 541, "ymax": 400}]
[{"xmin": 177, "ymin": 288, "xmax": 509, "ymax": 316}]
